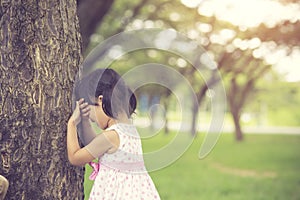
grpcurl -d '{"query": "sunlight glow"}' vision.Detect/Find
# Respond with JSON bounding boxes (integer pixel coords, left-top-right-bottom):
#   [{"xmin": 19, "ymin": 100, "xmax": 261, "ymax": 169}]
[
  {"xmin": 275, "ymin": 48, "xmax": 300, "ymax": 82},
  {"xmin": 196, "ymin": 0, "xmax": 300, "ymax": 28},
  {"xmin": 233, "ymin": 38, "xmax": 262, "ymax": 51},
  {"xmin": 181, "ymin": 0, "xmax": 204, "ymax": 8},
  {"xmin": 220, "ymin": 29, "xmax": 236, "ymax": 43},
  {"xmin": 196, "ymin": 22, "xmax": 212, "ymax": 33},
  {"xmin": 177, "ymin": 58, "xmax": 188, "ymax": 68},
  {"xmin": 180, "ymin": 0, "xmax": 300, "ymax": 82},
  {"xmin": 187, "ymin": 29, "xmax": 199, "ymax": 39},
  {"xmin": 169, "ymin": 12, "xmax": 181, "ymax": 22}
]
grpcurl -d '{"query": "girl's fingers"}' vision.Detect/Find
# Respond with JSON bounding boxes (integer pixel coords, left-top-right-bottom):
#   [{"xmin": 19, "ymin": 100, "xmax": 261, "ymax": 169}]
[
  {"xmin": 70, "ymin": 101, "xmax": 82, "ymax": 125},
  {"xmin": 78, "ymin": 98, "xmax": 85, "ymax": 104},
  {"xmin": 77, "ymin": 98, "xmax": 86, "ymax": 107},
  {"xmin": 76, "ymin": 101, "xmax": 80, "ymax": 109},
  {"xmin": 76, "ymin": 99, "xmax": 90, "ymax": 117},
  {"xmin": 81, "ymin": 107, "xmax": 90, "ymax": 114},
  {"xmin": 82, "ymin": 112, "xmax": 89, "ymax": 117},
  {"xmin": 79, "ymin": 102, "xmax": 89, "ymax": 109}
]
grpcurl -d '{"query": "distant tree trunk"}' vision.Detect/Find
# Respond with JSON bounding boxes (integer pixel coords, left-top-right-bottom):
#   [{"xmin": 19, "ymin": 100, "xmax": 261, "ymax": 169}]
[
  {"xmin": 0, "ymin": 0, "xmax": 84, "ymax": 199},
  {"xmin": 77, "ymin": 0, "xmax": 151, "ymax": 54},
  {"xmin": 227, "ymin": 77, "xmax": 254, "ymax": 141},
  {"xmin": 190, "ymin": 70, "xmax": 220, "ymax": 136},
  {"xmin": 191, "ymin": 99, "xmax": 199, "ymax": 136},
  {"xmin": 77, "ymin": 0, "xmax": 115, "ymax": 52},
  {"xmin": 230, "ymin": 106, "xmax": 243, "ymax": 141},
  {"xmin": 228, "ymin": 78, "xmax": 244, "ymax": 141},
  {"xmin": 163, "ymin": 98, "xmax": 169, "ymax": 134}
]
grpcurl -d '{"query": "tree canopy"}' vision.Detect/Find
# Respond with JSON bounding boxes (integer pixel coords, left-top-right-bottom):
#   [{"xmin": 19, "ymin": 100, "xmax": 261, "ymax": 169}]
[{"xmin": 77, "ymin": 0, "xmax": 300, "ymax": 140}]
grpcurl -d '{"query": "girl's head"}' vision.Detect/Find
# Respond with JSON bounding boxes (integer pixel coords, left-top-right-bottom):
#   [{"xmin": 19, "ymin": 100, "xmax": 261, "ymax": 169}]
[{"xmin": 74, "ymin": 68, "xmax": 136, "ymax": 124}]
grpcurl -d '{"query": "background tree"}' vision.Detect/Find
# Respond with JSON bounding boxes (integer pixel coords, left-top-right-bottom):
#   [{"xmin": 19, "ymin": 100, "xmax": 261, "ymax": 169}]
[
  {"xmin": 77, "ymin": 0, "xmax": 115, "ymax": 51},
  {"xmin": 78, "ymin": 0, "xmax": 299, "ymax": 141},
  {"xmin": 74, "ymin": 0, "xmax": 300, "ymax": 145},
  {"xmin": 0, "ymin": 0, "xmax": 84, "ymax": 199},
  {"xmin": 77, "ymin": 0, "xmax": 150, "ymax": 54},
  {"xmin": 224, "ymin": 51, "xmax": 271, "ymax": 140}
]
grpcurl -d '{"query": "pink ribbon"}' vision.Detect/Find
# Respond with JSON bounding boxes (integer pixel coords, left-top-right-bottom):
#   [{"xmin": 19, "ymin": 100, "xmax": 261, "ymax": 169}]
[{"xmin": 88, "ymin": 162, "xmax": 100, "ymax": 180}]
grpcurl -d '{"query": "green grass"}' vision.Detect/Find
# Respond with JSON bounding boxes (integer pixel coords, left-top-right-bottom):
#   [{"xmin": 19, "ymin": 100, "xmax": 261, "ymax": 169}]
[{"xmin": 84, "ymin": 132, "xmax": 300, "ymax": 200}]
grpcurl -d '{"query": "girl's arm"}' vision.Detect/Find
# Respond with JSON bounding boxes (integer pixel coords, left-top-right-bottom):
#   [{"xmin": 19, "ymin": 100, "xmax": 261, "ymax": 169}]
[
  {"xmin": 67, "ymin": 120, "xmax": 119, "ymax": 166},
  {"xmin": 78, "ymin": 118, "xmax": 97, "ymax": 145},
  {"xmin": 67, "ymin": 119, "xmax": 94, "ymax": 166},
  {"xmin": 67, "ymin": 101, "xmax": 119, "ymax": 166},
  {"xmin": 77, "ymin": 99, "xmax": 97, "ymax": 145}
]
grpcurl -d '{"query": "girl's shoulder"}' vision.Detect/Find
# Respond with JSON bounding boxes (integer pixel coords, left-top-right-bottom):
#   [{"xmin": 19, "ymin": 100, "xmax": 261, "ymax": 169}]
[{"xmin": 106, "ymin": 123, "xmax": 139, "ymax": 137}]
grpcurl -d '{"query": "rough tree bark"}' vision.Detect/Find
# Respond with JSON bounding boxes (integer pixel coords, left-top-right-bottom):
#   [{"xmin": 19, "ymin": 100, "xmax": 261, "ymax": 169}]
[{"xmin": 0, "ymin": 0, "xmax": 84, "ymax": 199}]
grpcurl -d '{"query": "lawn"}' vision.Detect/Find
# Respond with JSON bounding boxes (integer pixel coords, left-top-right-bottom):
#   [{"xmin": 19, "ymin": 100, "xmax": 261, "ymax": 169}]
[{"xmin": 84, "ymin": 132, "xmax": 300, "ymax": 200}]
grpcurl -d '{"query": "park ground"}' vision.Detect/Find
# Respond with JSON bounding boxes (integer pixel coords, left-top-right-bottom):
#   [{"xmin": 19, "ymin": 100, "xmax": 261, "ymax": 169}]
[{"xmin": 83, "ymin": 132, "xmax": 300, "ymax": 200}]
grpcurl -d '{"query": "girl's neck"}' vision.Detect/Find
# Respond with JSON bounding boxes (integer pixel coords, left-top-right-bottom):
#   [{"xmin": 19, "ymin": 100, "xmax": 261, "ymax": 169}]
[
  {"xmin": 116, "ymin": 113, "xmax": 131, "ymax": 124},
  {"xmin": 106, "ymin": 118, "xmax": 116, "ymax": 128},
  {"xmin": 107, "ymin": 113, "xmax": 131, "ymax": 128}
]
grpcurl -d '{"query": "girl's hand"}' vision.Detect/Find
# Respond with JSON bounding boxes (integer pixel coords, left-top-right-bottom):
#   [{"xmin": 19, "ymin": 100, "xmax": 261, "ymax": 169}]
[
  {"xmin": 79, "ymin": 99, "xmax": 90, "ymax": 121},
  {"xmin": 69, "ymin": 100, "xmax": 81, "ymax": 126},
  {"xmin": 69, "ymin": 99, "xmax": 90, "ymax": 126}
]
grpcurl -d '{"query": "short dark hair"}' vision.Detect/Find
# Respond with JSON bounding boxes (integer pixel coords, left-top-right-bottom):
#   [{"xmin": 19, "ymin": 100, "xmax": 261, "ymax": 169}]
[{"xmin": 74, "ymin": 68, "xmax": 137, "ymax": 119}]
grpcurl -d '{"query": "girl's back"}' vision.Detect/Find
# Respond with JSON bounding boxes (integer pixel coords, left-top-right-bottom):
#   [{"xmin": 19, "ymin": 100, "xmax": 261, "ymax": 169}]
[{"xmin": 89, "ymin": 123, "xmax": 160, "ymax": 200}]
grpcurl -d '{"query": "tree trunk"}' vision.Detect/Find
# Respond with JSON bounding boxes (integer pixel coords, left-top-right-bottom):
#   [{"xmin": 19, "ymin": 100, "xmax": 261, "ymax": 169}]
[
  {"xmin": 231, "ymin": 108, "xmax": 243, "ymax": 141},
  {"xmin": 77, "ymin": 0, "xmax": 115, "ymax": 52},
  {"xmin": 191, "ymin": 100, "xmax": 199, "ymax": 136},
  {"xmin": 228, "ymin": 78, "xmax": 245, "ymax": 141},
  {"xmin": 0, "ymin": 0, "xmax": 84, "ymax": 199},
  {"xmin": 191, "ymin": 81, "xmax": 210, "ymax": 136},
  {"xmin": 163, "ymin": 99, "xmax": 169, "ymax": 134}
]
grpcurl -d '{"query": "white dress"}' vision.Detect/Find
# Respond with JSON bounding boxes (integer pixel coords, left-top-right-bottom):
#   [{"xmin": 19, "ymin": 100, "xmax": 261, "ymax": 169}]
[{"xmin": 88, "ymin": 123, "xmax": 160, "ymax": 200}]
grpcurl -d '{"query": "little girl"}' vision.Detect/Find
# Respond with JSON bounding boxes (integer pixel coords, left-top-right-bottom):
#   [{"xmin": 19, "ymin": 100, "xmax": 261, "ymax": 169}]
[{"xmin": 67, "ymin": 68, "xmax": 160, "ymax": 200}]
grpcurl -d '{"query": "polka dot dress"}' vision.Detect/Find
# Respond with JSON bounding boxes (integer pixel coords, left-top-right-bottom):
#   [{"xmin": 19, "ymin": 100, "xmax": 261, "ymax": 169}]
[{"xmin": 89, "ymin": 123, "xmax": 160, "ymax": 200}]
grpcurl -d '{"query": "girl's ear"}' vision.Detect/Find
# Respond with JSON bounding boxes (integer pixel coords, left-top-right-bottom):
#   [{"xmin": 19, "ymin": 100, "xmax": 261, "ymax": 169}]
[{"xmin": 97, "ymin": 95, "xmax": 103, "ymax": 103}]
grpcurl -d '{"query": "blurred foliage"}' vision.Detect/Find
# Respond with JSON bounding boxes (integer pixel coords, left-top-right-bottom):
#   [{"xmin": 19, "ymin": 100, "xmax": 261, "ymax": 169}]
[
  {"xmin": 80, "ymin": 0, "xmax": 300, "ymax": 132},
  {"xmin": 247, "ymin": 74, "xmax": 300, "ymax": 126}
]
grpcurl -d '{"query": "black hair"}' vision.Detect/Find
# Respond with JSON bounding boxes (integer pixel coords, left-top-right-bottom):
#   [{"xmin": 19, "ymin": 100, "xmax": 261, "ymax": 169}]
[{"xmin": 74, "ymin": 68, "xmax": 137, "ymax": 119}]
